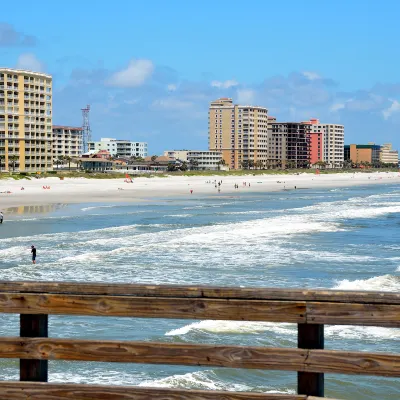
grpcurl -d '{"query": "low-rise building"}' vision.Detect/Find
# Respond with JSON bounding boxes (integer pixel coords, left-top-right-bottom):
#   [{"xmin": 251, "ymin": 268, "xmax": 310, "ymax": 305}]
[
  {"xmin": 52, "ymin": 125, "xmax": 83, "ymax": 159},
  {"xmin": 187, "ymin": 150, "xmax": 223, "ymax": 170},
  {"xmin": 88, "ymin": 138, "xmax": 148, "ymax": 158},
  {"xmin": 380, "ymin": 143, "xmax": 399, "ymax": 165},
  {"xmin": 164, "ymin": 150, "xmax": 189, "ymax": 161},
  {"xmin": 80, "ymin": 158, "xmax": 114, "ymax": 172},
  {"xmin": 344, "ymin": 144, "xmax": 381, "ymax": 164}
]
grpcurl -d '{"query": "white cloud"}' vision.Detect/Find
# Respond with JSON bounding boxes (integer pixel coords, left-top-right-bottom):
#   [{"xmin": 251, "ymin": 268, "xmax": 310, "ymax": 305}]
[
  {"xmin": 211, "ymin": 79, "xmax": 238, "ymax": 89},
  {"xmin": 236, "ymin": 89, "xmax": 255, "ymax": 104},
  {"xmin": 302, "ymin": 71, "xmax": 321, "ymax": 81},
  {"xmin": 167, "ymin": 83, "xmax": 177, "ymax": 91},
  {"xmin": 330, "ymin": 103, "xmax": 345, "ymax": 112},
  {"xmin": 16, "ymin": 53, "xmax": 45, "ymax": 72},
  {"xmin": 152, "ymin": 98, "xmax": 193, "ymax": 110},
  {"xmin": 107, "ymin": 59, "xmax": 154, "ymax": 88},
  {"xmin": 382, "ymin": 100, "xmax": 400, "ymax": 120}
]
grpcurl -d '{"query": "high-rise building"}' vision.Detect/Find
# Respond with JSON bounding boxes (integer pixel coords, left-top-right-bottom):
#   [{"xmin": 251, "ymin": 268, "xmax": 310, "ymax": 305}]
[
  {"xmin": 380, "ymin": 143, "xmax": 399, "ymax": 165},
  {"xmin": 267, "ymin": 122, "xmax": 311, "ymax": 168},
  {"xmin": 0, "ymin": 68, "xmax": 53, "ymax": 172},
  {"xmin": 208, "ymin": 98, "xmax": 269, "ymax": 169},
  {"xmin": 53, "ymin": 126, "xmax": 83, "ymax": 159},
  {"xmin": 306, "ymin": 119, "xmax": 344, "ymax": 168},
  {"xmin": 88, "ymin": 138, "xmax": 148, "ymax": 158}
]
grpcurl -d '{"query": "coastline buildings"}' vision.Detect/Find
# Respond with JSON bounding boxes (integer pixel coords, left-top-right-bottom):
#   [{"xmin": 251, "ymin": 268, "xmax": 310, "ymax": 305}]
[
  {"xmin": 0, "ymin": 68, "xmax": 53, "ymax": 172},
  {"xmin": 164, "ymin": 149, "xmax": 223, "ymax": 170},
  {"xmin": 52, "ymin": 125, "xmax": 83, "ymax": 159},
  {"xmin": 380, "ymin": 143, "xmax": 399, "ymax": 165},
  {"xmin": 344, "ymin": 144, "xmax": 381, "ymax": 164},
  {"xmin": 208, "ymin": 98, "xmax": 269, "ymax": 169},
  {"xmin": 88, "ymin": 138, "xmax": 148, "ymax": 158},
  {"xmin": 305, "ymin": 119, "xmax": 344, "ymax": 168}
]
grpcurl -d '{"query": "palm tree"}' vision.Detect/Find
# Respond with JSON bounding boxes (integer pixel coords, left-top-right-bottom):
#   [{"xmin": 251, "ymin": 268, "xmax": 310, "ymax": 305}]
[
  {"xmin": 189, "ymin": 159, "xmax": 199, "ymax": 171},
  {"xmin": 180, "ymin": 161, "xmax": 188, "ymax": 171},
  {"xmin": 255, "ymin": 160, "xmax": 264, "ymax": 170},
  {"xmin": 151, "ymin": 155, "xmax": 158, "ymax": 162},
  {"xmin": 64, "ymin": 156, "xmax": 72, "ymax": 171},
  {"xmin": 8, "ymin": 155, "xmax": 18, "ymax": 173},
  {"xmin": 217, "ymin": 159, "xmax": 226, "ymax": 171}
]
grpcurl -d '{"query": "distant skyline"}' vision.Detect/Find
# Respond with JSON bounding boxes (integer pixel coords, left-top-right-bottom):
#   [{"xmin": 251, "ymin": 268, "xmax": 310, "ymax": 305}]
[{"xmin": 1, "ymin": 0, "xmax": 400, "ymax": 154}]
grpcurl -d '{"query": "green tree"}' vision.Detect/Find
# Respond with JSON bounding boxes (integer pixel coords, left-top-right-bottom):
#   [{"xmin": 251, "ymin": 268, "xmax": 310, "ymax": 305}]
[
  {"xmin": 8, "ymin": 155, "xmax": 18, "ymax": 173},
  {"xmin": 189, "ymin": 159, "xmax": 199, "ymax": 171},
  {"xmin": 151, "ymin": 155, "xmax": 158, "ymax": 162},
  {"xmin": 167, "ymin": 162, "xmax": 177, "ymax": 172},
  {"xmin": 240, "ymin": 160, "xmax": 249, "ymax": 170},
  {"xmin": 0, "ymin": 155, "xmax": 5, "ymax": 172},
  {"xmin": 180, "ymin": 161, "xmax": 188, "ymax": 171},
  {"xmin": 64, "ymin": 156, "xmax": 72, "ymax": 171}
]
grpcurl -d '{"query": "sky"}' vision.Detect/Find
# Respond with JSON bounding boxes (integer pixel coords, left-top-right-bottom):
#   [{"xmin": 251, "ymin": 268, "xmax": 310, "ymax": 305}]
[{"xmin": 1, "ymin": 0, "xmax": 400, "ymax": 154}]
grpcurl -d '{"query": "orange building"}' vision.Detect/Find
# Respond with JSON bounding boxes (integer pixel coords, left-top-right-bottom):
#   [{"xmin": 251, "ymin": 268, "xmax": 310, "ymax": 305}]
[{"xmin": 308, "ymin": 132, "xmax": 324, "ymax": 164}]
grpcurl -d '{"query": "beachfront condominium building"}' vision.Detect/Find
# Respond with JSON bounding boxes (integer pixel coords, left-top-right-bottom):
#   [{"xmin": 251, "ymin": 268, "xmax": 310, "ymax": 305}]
[
  {"xmin": 53, "ymin": 126, "xmax": 83, "ymax": 159},
  {"xmin": 164, "ymin": 150, "xmax": 223, "ymax": 170},
  {"xmin": 306, "ymin": 119, "xmax": 344, "ymax": 168},
  {"xmin": 88, "ymin": 138, "xmax": 148, "ymax": 158},
  {"xmin": 0, "ymin": 68, "xmax": 53, "ymax": 172},
  {"xmin": 267, "ymin": 122, "xmax": 311, "ymax": 168},
  {"xmin": 344, "ymin": 144, "xmax": 381, "ymax": 164},
  {"xmin": 208, "ymin": 98, "xmax": 269, "ymax": 169},
  {"xmin": 164, "ymin": 150, "xmax": 189, "ymax": 161},
  {"xmin": 380, "ymin": 143, "xmax": 399, "ymax": 165}
]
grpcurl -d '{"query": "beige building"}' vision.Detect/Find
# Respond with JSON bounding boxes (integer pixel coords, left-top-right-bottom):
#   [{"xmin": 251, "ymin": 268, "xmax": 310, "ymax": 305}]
[
  {"xmin": 208, "ymin": 98, "xmax": 269, "ymax": 169},
  {"xmin": 380, "ymin": 143, "xmax": 399, "ymax": 165},
  {"xmin": 307, "ymin": 119, "xmax": 344, "ymax": 168},
  {"xmin": 164, "ymin": 150, "xmax": 189, "ymax": 161},
  {"xmin": 0, "ymin": 68, "xmax": 53, "ymax": 172},
  {"xmin": 53, "ymin": 126, "xmax": 83, "ymax": 159}
]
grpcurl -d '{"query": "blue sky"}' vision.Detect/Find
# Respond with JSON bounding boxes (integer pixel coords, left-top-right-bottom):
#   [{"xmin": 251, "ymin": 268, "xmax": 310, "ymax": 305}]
[{"xmin": 1, "ymin": 0, "xmax": 400, "ymax": 153}]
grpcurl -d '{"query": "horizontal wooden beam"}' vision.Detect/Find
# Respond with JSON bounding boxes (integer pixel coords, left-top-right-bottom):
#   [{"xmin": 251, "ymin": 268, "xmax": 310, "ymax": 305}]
[
  {"xmin": 0, "ymin": 281, "xmax": 398, "ymax": 304},
  {"xmin": 0, "ymin": 382, "xmax": 308, "ymax": 400},
  {"xmin": 0, "ymin": 292, "xmax": 399, "ymax": 326},
  {"xmin": 0, "ymin": 293, "xmax": 306, "ymax": 323},
  {"xmin": 1, "ymin": 338, "xmax": 399, "ymax": 377}
]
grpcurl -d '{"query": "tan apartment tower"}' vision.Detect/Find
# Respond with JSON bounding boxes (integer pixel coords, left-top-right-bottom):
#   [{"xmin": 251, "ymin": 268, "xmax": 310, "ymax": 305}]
[
  {"xmin": 208, "ymin": 98, "xmax": 269, "ymax": 169},
  {"xmin": 0, "ymin": 68, "xmax": 53, "ymax": 172}
]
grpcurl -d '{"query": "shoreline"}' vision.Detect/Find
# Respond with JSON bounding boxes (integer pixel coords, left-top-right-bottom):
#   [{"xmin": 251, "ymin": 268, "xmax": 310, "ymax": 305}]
[{"xmin": 1, "ymin": 171, "xmax": 399, "ymax": 211}]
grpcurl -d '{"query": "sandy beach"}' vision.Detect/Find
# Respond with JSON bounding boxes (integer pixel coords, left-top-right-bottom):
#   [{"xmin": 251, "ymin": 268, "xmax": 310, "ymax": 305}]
[{"xmin": 0, "ymin": 171, "xmax": 399, "ymax": 210}]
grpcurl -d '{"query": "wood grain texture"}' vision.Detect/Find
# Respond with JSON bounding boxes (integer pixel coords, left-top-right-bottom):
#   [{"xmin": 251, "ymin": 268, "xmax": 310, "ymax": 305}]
[
  {"xmin": 0, "ymin": 293, "xmax": 306, "ymax": 322},
  {"xmin": 306, "ymin": 302, "xmax": 400, "ymax": 327},
  {"xmin": 0, "ymin": 382, "xmax": 308, "ymax": 400},
  {"xmin": 0, "ymin": 281, "xmax": 398, "ymax": 304},
  {"xmin": 0, "ymin": 338, "xmax": 398, "ymax": 377}
]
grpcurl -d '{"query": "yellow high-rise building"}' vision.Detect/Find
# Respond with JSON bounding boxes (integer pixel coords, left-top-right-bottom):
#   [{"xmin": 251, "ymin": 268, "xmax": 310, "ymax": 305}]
[
  {"xmin": 208, "ymin": 98, "xmax": 269, "ymax": 169},
  {"xmin": 0, "ymin": 68, "xmax": 53, "ymax": 172}
]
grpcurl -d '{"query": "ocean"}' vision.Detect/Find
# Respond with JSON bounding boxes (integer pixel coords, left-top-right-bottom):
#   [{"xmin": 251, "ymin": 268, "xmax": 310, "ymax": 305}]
[{"xmin": 0, "ymin": 183, "xmax": 399, "ymax": 399}]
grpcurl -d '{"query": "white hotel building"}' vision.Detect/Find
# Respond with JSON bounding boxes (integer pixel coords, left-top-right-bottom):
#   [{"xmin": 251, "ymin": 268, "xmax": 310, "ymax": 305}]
[{"xmin": 88, "ymin": 138, "xmax": 148, "ymax": 158}]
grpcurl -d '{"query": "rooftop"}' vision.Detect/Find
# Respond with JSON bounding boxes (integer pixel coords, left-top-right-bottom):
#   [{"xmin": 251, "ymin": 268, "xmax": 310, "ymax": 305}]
[
  {"xmin": 0, "ymin": 67, "xmax": 52, "ymax": 79},
  {"xmin": 53, "ymin": 125, "xmax": 83, "ymax": 131}
]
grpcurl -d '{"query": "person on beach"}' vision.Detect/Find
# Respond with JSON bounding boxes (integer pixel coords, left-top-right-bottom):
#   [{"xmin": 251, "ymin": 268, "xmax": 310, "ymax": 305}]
[
  {"xmin": 31, "ymin": 245, "xmax": 36, "ymax": 264},
  {"xmin": 0, "ymin": 211, "xmax": 3, "ymax": 224}
]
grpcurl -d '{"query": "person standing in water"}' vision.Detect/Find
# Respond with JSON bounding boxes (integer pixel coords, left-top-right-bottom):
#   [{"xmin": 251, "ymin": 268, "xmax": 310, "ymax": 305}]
[
  {"xmin": 31, "ymin": 245, "xmax": 37, "ymax": 264},
  {"xmin": 0, "ymin": 211, "xmax": 3, "ymax": 224}
]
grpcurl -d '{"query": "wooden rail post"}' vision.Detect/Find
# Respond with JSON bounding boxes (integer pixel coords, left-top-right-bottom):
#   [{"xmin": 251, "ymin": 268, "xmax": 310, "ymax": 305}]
[
  {"xmin": 297, "ymin": 324, "xmax": 324, "ymax": 397},
  {"xmin": 20, "ymin": 314, "xmax": 48, "ymax": 382}
]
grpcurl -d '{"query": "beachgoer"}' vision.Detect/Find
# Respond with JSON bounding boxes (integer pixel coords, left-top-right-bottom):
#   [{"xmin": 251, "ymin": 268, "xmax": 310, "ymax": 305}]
[
  {"xmin": 190, "ymin": 189, "xmax": 193, "ymax": 194},
  {"xmin": 31, "ymin": 245, "xmax": 36, "ymax": 264},
  {"xmin": 0, "ymin": 212, "xmax": 3, "ymax": 224}
]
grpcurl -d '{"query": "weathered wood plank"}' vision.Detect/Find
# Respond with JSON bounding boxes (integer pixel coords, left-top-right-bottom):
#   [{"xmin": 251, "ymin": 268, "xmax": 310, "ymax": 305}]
[
  {"xmin": 306, "ymin": 302, "xmax": 400, "ymax": 327},
  {"xmin": 0, "ymin": 338, "xmax": 307, "ymax": 370},
  {"xmin": 0, "ymin": 293, "xmax": 306, "ymax": 322},
  {"xmin": 0, "ymin": 382, "xmax": 307, "ymax": 400},
  {"xmin": 0, "ymin": 281, "xmax": 398, "ymax": 304},
  {"xmin": 0, "ymin": 338, "xmax": 399, "ymax": 377}
]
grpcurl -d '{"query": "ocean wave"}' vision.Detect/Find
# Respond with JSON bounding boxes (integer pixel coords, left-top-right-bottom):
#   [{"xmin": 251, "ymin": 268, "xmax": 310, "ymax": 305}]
[
  {"xmin": 164, "ymin": 214, "xmax": 193, "ymax": 218},
  {"xmin": 334, "ymin": 274, "xmax": 400, "ymax": 292},
  {"xmin": 165, "ymin": 320, "xmax": 294, "ymax": 336},
  {"xmin": 81, "ymin": 205, "xmax": 118, "ymax": 211},
  {"xmin": 138, "ymin": 370, "xmax": 295, "ymax": 394}
]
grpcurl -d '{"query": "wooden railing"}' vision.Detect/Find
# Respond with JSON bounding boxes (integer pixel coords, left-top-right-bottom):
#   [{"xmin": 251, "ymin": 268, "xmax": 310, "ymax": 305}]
[{"xmin": 0, "ymin": 281, "xmax": 398, "ymax": 399}]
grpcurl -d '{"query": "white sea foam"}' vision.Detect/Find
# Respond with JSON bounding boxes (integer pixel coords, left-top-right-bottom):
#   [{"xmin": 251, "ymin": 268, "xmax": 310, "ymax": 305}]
[
  {"xmin": 81, "ymin": 205, "xmax": 118, "ymax": 211},
  {"xmin": 166, "ymin": 320, "xmax": 294, "ymax": 336},
  {"xmin": 334, "ymin": 274, "xmax": 400, "ymax": 292},
  {"xmin": 164, "ymin": 214, "xmax": 193, "ymax": 218},
  {"xmin": 139, "ymin": 370, "xmax": 295, "ymax": 394}
]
